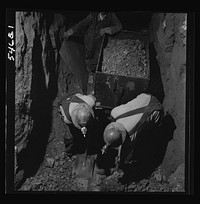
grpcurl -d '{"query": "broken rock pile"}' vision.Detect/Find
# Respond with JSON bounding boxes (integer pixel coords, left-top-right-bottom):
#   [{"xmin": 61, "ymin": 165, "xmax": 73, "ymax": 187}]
[{"xmin": 102, "ymin": 38, "xmax": 148, "ymax": 78}]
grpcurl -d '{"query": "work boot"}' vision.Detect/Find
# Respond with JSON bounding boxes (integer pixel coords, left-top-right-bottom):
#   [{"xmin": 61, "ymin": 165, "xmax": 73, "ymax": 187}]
[
  {"xmin": 94, "ymin": 163, "xmax": 106, "ymax": 175},
  {"xmin": 94, "ymin": 153, "xmax": 109, "ymax": 175}
]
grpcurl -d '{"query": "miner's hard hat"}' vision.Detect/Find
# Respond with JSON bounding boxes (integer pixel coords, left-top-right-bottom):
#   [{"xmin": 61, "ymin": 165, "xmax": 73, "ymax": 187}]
[
  {"xmin": 71, "ymin": 103, "xmax": 94, "ymax": 129},
  {"xmin": 103, "ymin": 122, "xmax": 126, "ymax": 148}
]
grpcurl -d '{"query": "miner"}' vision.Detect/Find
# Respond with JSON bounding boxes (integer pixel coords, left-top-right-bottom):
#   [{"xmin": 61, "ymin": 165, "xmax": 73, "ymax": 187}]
[
  {"xmin": 63, "ymin": 11, "xmax": 122, "ymax": 73},
  {"xmin": 95, "ymin": 93, "xmax": 164, "ymax": 174},
  {"xmin": 58, "ymin": 93, "xmax": 96, "ymax": 156}
]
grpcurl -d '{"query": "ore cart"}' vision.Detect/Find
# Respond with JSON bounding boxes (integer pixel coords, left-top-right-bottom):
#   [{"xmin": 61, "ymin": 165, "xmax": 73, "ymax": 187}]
[{"xmin": 94, "ymin": 30, "xmax": 150, "ymax": 109}]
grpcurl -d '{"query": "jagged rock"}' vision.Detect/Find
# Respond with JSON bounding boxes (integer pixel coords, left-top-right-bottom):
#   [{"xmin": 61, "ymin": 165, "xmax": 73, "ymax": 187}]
[
  {"xmin": 150, "ymin": 13, "xmax": 186, "ymax": 178},
  {"xmin": 46, "ymin": 158, "xmax": 55, "ymax": 167},
  {"xmin": 154, "ymin": 173, "xmax": 162, "ymax": 182},
  {"xmin": 168, "ymin": 163, "xmax": 185, "ymax": 191},
  {"xmin": 15, "ymin": 11, "xmax": 66, "ymax": 189},
  {"xmin": 60, "ymin": 152, "xmax": 65, "ymax": 159}
]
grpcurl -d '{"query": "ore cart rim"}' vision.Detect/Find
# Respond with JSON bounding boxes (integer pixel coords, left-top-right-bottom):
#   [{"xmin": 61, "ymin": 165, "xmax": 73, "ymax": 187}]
[
  {"xmin": 96, "ymin": 30, "xmax": 150, "ymax": 80},
  {"xmin": 94, "ymin": 30, "xmax": 150, "ymax": 109}
]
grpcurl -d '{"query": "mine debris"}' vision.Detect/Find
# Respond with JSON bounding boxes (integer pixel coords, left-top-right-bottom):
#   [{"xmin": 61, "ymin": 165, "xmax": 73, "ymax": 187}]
[
  {"xmin": 102, "ymin": 38, "xmax": 148, "ymax": 78},
  {"xmin": 46, "ymin": 158, "xmax": 55, "ymax": 167}
]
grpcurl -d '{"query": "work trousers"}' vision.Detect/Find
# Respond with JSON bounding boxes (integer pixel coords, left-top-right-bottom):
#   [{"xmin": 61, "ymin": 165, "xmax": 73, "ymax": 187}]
[{"xmin": 121, "ymin": 109, "xmax": 164, "ymax": 165}]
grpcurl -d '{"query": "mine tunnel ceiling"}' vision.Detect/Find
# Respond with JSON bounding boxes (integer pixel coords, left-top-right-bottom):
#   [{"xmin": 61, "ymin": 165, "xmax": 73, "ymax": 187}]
[{"xmin": 57, "ymin": 11, "xmax": 153, "ymax": 31}]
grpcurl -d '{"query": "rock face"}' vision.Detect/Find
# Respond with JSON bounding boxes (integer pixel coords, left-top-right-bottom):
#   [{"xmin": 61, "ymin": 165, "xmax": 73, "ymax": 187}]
[
  {"xmin": 15, "ymin": 11, "xmax": 66, "ymax": 188},
  {"xmin": 149, "ymin": 13, "xmax": 186, "ymax": 177}
]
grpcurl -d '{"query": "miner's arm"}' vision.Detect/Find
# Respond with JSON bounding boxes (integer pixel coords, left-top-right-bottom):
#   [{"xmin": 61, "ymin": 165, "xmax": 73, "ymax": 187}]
[
  {"xmin": 64, "ymin": 13, "xmax": 92, "ymax": 38},
  {"xmin": 99, "ymin": 13, "xmax": 122, "ymax": 36},
  {"xmin": 109, "ymin": 13, "xmax": 123, "ymax": 34}
]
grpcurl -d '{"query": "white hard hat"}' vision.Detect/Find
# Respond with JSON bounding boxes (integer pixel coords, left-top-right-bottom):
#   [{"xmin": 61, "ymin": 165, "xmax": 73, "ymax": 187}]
[
  {"xmin": 103, "ymin": 122, "xmax": 126, "ymax": 148},
  {"xmin": 71, "ymin": 103, "xmax": 94, "ymax": 129}
]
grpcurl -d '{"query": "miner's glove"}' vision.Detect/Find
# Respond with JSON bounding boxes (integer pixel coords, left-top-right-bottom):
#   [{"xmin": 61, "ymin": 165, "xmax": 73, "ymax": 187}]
[
  {"xmin": 99, "ymin": 27, "xmax": 112, "ymax": 36},
  {"xmin": 63, "ymin": 28, "xmax": 73, "ymax": 39}
]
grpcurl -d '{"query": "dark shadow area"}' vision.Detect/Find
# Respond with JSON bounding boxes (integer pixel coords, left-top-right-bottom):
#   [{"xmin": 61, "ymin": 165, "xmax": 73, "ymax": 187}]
[
  {"xmin": 15, "ymin": 31, "xmax": 58, "ymax": 189},
  {"xmin": 119, "ymin": 113, "xmax": 176, "ymax": 184},
  {"xmin": 47, "ymin": 36, "xmax": 59, "ymax": 100},
  {"xmin": 116, "ymin": 12, "xmax": 152, "ymax": 31},
  {"xmin": 147, "ymin": 42, "xmax": 165, "ymax": 104},
  {"xmin": 67, "ymin": 36, "xmax": 85, "ymax": 45},
  {"xmin": 59, "ymin": 37, "xmax": 88, "ymax": 95},
  {"xmin": 90, "ymin": 109, "xmax": 111, "ymax": 153},
  {"xmin": 65, "ymin": 124, "xmax": 87, "ymax": 155},
  {"xmin": 96, "ymin": 148, "xmax": 119, "ymax": 175},
  {"xmin": 59, "ymin": 11, "xmax": 152, "ymax": 33}
]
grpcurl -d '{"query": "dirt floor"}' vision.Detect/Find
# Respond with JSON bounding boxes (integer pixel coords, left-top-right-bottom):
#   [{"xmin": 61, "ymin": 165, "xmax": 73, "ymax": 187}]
[
  {"xmin": 19, "ymin": 109, "xmax": 184, "ymax": 192},
  {"xmin": 18, "ymin": 81, "xmax": 185, "ymax": 193}
]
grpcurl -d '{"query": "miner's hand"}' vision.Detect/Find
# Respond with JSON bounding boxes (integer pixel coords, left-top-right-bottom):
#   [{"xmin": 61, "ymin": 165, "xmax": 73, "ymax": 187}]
[
  {"xmin": 99, "ymin": 27, "xmax": 112, "ymax": 36},
  {"xmin": 63, "ymin": 28, "xmax": 73, "ymax": 39}
]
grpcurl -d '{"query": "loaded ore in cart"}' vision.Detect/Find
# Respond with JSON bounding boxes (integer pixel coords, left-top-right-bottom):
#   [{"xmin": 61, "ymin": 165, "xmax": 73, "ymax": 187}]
[
  {"xmin": 102, "ymin": 38, "xmax": 148, "ymax": 79},
  {"xmin": 94, "ymin": 31, "xmax": 150, "ymax": 109}
]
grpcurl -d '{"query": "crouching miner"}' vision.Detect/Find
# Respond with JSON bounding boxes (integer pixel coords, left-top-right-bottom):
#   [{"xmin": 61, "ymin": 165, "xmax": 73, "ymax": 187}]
[
  {"xmin": 58, "ymin": 93, "xmax": 96, "ymax": 157},
  {"xmin": 96, "ymin": 93, "xmax": 164, "ymax": 178}
]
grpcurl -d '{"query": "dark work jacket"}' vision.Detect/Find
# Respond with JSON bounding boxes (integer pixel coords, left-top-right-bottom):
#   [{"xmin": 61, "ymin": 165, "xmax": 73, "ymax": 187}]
[
  {"xmin": 71, "ymin": 12, "xmax": 122, "ymax": 59},
  {"xmin": 118, "ymin": 95, "xmax": 164, "ymax": 164}
]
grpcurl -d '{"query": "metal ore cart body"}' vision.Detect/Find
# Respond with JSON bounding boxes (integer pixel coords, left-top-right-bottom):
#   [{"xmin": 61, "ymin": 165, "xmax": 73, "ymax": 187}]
[{"xmin": 94, "ymin": 30, "xmax": 150, "ymax": 109}]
